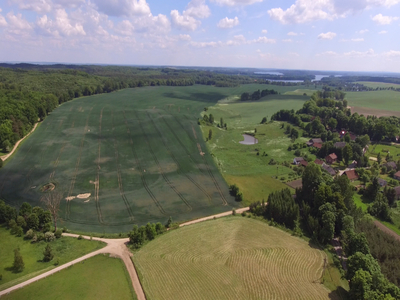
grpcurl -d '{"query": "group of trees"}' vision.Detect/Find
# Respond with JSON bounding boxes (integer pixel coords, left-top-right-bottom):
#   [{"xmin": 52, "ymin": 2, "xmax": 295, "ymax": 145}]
[
  {"xmin": 240, "ymin": 88, "xmax": 278, "ymax": 101},
  {"xmin": 128, "ymin": 222, "xmax": 166, "ymax": 249},
  {"xmin": 229, "ymin": 184, "xmax": 243, "ymax": 202}
]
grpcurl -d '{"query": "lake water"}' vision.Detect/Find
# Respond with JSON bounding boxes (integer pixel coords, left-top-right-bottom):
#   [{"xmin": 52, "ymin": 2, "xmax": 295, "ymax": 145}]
[
  {"xmin": 254, "ymin": 71, "xmax": 284, "ymax": 76},
  {"xmin": 239, "ymin": 134, "xmax": 259, "ymax": 145}
]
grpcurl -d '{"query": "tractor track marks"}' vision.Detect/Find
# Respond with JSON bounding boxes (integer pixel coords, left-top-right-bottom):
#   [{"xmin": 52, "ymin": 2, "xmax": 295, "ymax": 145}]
[
  {"xmin": 134, "ymin": 111, "xmax": 192, "ymax": 212},
  {"xmin": 111, "ymin": 111, "xmax": 135, "ymax": 222},
  {"xmin": 176, "ymin": 115, "xmax": 228, "ymax": 206},
  {"xmin": 148, "ymin": 112, "xmax": 212, "ymax": 205},
  {"xmin": 122, "ymin": 111, "xmax": 166, "ymax": 216}
]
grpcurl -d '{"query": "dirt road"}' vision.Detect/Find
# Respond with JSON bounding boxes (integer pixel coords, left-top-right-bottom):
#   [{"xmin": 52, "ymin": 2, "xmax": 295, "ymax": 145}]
[
  {"xmin": 0, "ymin": 123, "xmax": 39, "ymax": 162},
  {"xmin": 0, "ymin": 234, "xmax": 146, "ymax": 300},
  {"xmin": 373, "ymin": 220, "xmax": 400, "ymax": 242},
  {"xmin": 180, "ymin": 207, "xmax": 249, "ymax": 227}
]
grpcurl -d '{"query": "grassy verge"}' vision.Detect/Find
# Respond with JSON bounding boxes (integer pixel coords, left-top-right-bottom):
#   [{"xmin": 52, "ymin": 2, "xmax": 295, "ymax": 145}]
[
  {"xmin": 0, "ymin": 226, "xmax": 105, "ymax": 290},
  {"xmin": 1, "ymin": 255, "xmax": 136, "ymax": 300}
]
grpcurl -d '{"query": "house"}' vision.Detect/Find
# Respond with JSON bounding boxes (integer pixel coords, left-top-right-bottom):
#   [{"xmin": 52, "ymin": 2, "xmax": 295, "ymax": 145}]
[
  {"xmin": 300, "ymin": 160, "xmax": 309, "ymax": 167},
  {"xmin": 349, "ymin": 133, "xmax": 357, "ymax": 141},
  {"xmin": 377, "ymin": 178, "xmax": 388, "ymax": 187},
  {"xmin": 313, "ymin": 143, "xmax": 323, "ymax": 149},
  {"xmin": 395, "ymin": 186, "xmax": 400, "ymax": 200},
  {"xmin": 307, "ymin": 138, "xmax": 323, "ymax": 146},
  {"xmin": 334, "ymin": 142, "xmax": 346, "ymax": 149},
  {"xmin": 394, "ymin": 171, "xmax": 400, "ymax": 181},
  {"xmin": 343, "ymin": 170, "xmax": 359, "ymax": 181},
  {"xmin": 293, "ymin": 157, "xmax": 304, "ymax": 165},
  {"xmin": 325, "ymin": 153, "xmax": 337, "ymax": 164},
  {"xmin": 348, "ymin": 160, "xmax": 357, "ymax": 169},
  {"xmin": 385, "ymin": 161, "xmax": 397, "ymax": 171},
  {"xmin": 322, "ymin": 164, "xmax": 336, "ymax": 176},
  {"xmin": 314, "ymin": 159, "xmax": 324, "ymax": 165}
]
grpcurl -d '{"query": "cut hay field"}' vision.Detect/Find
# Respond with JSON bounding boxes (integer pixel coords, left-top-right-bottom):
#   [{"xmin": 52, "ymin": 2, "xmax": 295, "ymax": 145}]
[
  {"xmin": 1, "ymin": 255, "xmax": 136, "ymax": 300},
  {"xmin": 346, "ymin": 90, "xmax": 400, "ymax": 116},
  {"xmin": 355, "ymin": 81, "xmax": 400, "ymax": 88},
  {"xmin": 134, "ymin": 217, "xmax": 336, "ymax": 300}
]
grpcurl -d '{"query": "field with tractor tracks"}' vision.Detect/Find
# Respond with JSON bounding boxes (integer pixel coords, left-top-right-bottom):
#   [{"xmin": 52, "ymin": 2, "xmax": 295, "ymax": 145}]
[{"xmin": 134, "ymin": 217, "xmax": 335, "ymax": 300}]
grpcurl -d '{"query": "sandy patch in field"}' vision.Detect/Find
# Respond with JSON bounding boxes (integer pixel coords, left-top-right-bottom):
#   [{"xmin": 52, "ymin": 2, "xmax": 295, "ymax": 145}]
[
  {"xmin": 77, "ymin": 193, "xmax": 91, "ymax": 199},
  {"xmin": 95, "ymin": 157, "xmax": 113, "ymax": 164},
  {"xmin": 369, "ymin": 157, "xmax": 377, "ymax": 161},
  {"xmin": 65, "ymin": 196, "xmax": 75, "ymax": 201},
  {"xmin": 84, "ymin": 199, "xmax": 90, "ymax": 203},
  {"xmin": 146, "ymin": 163, "xmax": 178, "ymax": 174}
]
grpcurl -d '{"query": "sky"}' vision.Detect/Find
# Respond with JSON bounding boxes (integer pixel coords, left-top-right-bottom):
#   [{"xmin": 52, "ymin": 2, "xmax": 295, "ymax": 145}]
[{"xmin": 1, "ymin": 0, "xmax": 400, "ymax": 72}]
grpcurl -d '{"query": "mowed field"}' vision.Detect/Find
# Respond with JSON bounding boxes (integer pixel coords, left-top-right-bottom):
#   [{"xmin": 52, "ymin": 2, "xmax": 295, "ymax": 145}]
[
  {"xmin": 134, "ymin": 217, "xmax": 333, "ymax": 300},
  {"xmin": 1, "ymin": 255, "xmax": 136, "ymax": 300},
  {"xmin": 1, "ymin": 84, "xmax": 303, "ymax": 233},
  {"xmin": 346, "ymin": 89, "xmax": 400, "ymax": 117}
]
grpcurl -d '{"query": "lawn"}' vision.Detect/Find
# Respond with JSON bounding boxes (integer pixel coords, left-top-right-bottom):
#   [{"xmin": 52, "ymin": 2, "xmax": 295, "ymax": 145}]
[
  {"xmin": 134, "ymin": 217, "xmax": 343, "ymax": 300},
  {"xmin": 353, "ymin": 193, "xmax": 369, "ymax": 212},
  {"xmin": 367, "ymin": 143, "xmax": 400, "ymax": 160},
  {"xmin": 1, "ymin": 254, "xmax": 136, "ymax": 300},
  {"xmin": 201, "ymin": 95, "xmax": 310, "ymax": 205},
  {"xmin": 0, "ymin": 226, "xmax": 105, "ymax": 290}
]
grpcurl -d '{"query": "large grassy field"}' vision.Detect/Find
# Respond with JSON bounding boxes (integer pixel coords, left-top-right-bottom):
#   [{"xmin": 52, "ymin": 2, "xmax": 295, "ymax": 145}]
[
  {"xmin": 134, "ymin": 217, "xmax": 339, "ymax": 300},
  {"xmin": 346, "ymin": 90, "xmax": 400, "ymax": 116},
  {"xmin": 201, "ymin": 93, "xmax": 311, "ymax": 204},
  {"xmin": 1, "ymin": 255, "xmax": 136, "ymax": 300},
  {"xmin": 0, "ymin": 226, "xmax": 105, "ymax": 290},
  {"xmin": 355, "ymin": 81, "xmax": 400, "ymax": 89},
  {"xmin": 0, "ymin": 84, "xmax": 314, "ymax": 232}
]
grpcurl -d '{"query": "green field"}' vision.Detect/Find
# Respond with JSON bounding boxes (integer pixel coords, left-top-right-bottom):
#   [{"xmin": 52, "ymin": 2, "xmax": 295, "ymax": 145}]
[
  {"xmin": 0, "ymin": 84, "xmax": 315, "ymax": 232},
  {"xmin": 0, "ymin": 226, "xmax": 105, "ymax": 290},
  {"xmin": 368, "ymin": 143, "xmax": 400, "ymax": 159},
  {"xmin": 201, "ymin": 94, "xmax": 310, "ymax": 203},
  {"xmin": 134, "ymin": 217, "xmax": 338, "ymax": 300},
  {"xmin": 355, "ymin": 81, "xmax": 400, "ymax": 89},
  {"xmin": 1, "ymin": 255, "xmax": 136, "ymax": 300},
  {"xmin": 346, "ymin": 90, "xmax": 400, "ymax": 112}
]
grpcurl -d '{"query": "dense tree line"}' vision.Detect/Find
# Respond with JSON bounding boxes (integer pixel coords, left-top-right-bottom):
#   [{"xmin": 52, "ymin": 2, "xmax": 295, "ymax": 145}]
[
  {"xmin": 240, "ymin": 88, "xmax": 278, "ymax": 101},
  {"xmin": 128, "ymin": 222, "xmax": 166, "ymax": 249}
]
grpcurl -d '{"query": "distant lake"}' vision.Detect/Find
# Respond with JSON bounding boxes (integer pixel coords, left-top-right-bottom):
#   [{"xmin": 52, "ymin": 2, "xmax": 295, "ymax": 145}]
[
  {"xmin": 254, "ymin": 72, "xmax": 284, "ymax": 76},
  {"xmin": 240, "ymin": 134, "xmax": 258, "ymax": 145}
]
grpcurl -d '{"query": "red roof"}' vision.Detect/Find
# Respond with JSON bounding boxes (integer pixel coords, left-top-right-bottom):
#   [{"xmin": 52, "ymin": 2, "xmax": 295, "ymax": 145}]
[
  {"xmin": 327, "ymin": 153, "xmax": 337, "ymax": 160},
  {"xmin": 313, "ymin": 143, "xmax": 322, "ymax": 149},
  {"xmin": 343, "ymin": 170, "xmax": 359, "ymax": 181},
  {"xmin": 395, "ymin": 171, "xmax": 400, "ymax": 178},
  {"xmin": 300, "ymin": 160, "xmax": 309, "ymax": 167},
  {"xmin": 314, "ymin": 159, "xmax": 324, "ymax": 165}
]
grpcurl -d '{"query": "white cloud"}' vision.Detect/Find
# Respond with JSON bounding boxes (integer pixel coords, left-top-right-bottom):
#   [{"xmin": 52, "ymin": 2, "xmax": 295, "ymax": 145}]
[
  {"xmin": 352, "ymin": 38, "xmax": 364, "ymax": 42},
  {"xmin": 383, "ymin": 50, "xmax": 400, "ymax": 57},
  {"xmin": 0, "ymin": 9, "xmax": 7, "ymax": 27},
  {"xmin": 114, "ymin": 20, "xmax": 134, "ymax": 36},
  {"xmin": 289, "ymin": 52, "xmax": 300, "ymax": 56},
  {"xmin": 92, "ymin": 0, "xmax": 151, "ymax": 17},
  {"xmin": 318, "ymin": 32, "xmax": 336, "ymax": 40},
  {"xmin": 252, "ymin": 36, "xmax": 276, "ymax": 43},
  {"xmin": 184, "ymin": 0, "xmax": 211, "ymax": 19},
  {"xmin": 357, "ymin": 29, "xmax": 369, "ymax": 34},
  {"xmin": 36, "ymin": 9, "xmax": 86, "ymax": 37},
  {"xmin": 217, "ymin": 17, "xmax": 239, "ymax": 28},
  {"xmin": 6, "ymin": 12, "xmax": 32, "ymax": 35},
  {"xmin": 316, "ymin": 51, "xmax": 338, "ymax": 56},
  {"xmin": 287, "ymin": 31, "xmax": 298, "ymax": 36},
  {"xmin": 211, "ymin": 0, "xmax": 263, "ymax": 6},
  {"xmin": 190, "ymin": 41, "xmax": 219, "ymax": 47},
  {"xmin": 171, "ymin": 10, "xmax": 200, "ymax": 31},
  {"xmin": 179, "ymin": 34, "xmax": 191, "ymax": 41},
  {"xmin": 379, "ymin": 30, "xmax": 388, "ymax": 34},
  {"xmin": 282, "ymin": 39, "xmax": 292, "ymax": 42},
  {"xmin": 344, "ymin": 48, "xmax": 375, "ymax": 57},
  {"xmin": 261, "ymin": 29, "xmax": 268, "ymax": 34},
  {"xmin": 226, "ymin": 34, "xmax": 246, "ymax": 45},
  {"xmin": 372, "ymin": 13, "xmax": 399, "ymax": 24}
]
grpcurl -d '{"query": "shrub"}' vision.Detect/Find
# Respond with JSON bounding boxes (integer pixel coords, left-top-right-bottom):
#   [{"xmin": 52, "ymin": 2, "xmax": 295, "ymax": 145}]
[
  {"xmin": 31, "ymin": 234, "xmax": 37, "ymax": 243},
  {"xmin": 37, "ymin": 232, "xmax": 44, "ymax": 241},
  {"xmin": 232, "ymin": 209, "xmax": 236, "ymax": 216},
  {"xmin": 62, "ymin": 227, "xmax": 67, "ymax": 233},
  {"xmin": 25, "ymin": 229, "xmax": 35, "ymax": 240},
  {"xmin": 54, "ymin": 229, "xmax": 62, "ymax": 239},
  {"xmin": 77, "ymin": 235, "xmax": 83, "ymax": 240},
  {"xmin": 43, "ymin": 244, "xmax": 54, "ymax": 262},
  {"xmin": 13, "ymin": 248, "xmax": 24, "ymax": 272},
  {"xmin": 54, "ymin": 257, "xmax": 60, "ymax": 266},
  {"xmin": 44, "ymin": 232, "xmax": 55, "ymax": 242},
  {"xmin": 241, "ymin": 211, "xmax": 247, "ymax": 217}
]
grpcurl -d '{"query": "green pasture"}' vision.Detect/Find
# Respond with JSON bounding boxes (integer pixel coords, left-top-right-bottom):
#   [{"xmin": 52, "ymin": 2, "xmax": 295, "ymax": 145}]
[
  {"xmin": 283, "ymin": 89, "xmax": 317, "ymax": 96},
  {"xmin": 355, "ymin": 81, "xmax": 400, "ymax": 89},
  {"xmin": 201, "ymin": 95, "xmax": 309, "ymax": 204},
  {"xmin": 134, "ymin": 216, "xmax": 341, "ymax": 300},
  {"xmin": 1, "ymin": 255, "xmax": 136, "ymax": 300},
  {"xmin": 346, "ymin": 90, "xmax": 400, "ymax": 112},
  {"xmin": 367, "ymin": 143, "xmax": 400, "ymax": 160},
  {"xmin": 0, "ymin": 226, "xmax": 105, "ymax": 290}
]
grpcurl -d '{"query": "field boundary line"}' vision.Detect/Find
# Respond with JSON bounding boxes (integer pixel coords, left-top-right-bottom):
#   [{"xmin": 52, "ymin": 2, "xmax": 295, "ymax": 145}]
[
  {"xmin": 134, "ymin": 111, "xmax": 192, "ymax": 212},
  {"xmin": 122, "ymin": 111, "xmax": 166, "ymax": 215},
  {"xmin": 94, "ymin": 107, "xmax": 105, "ymax": 224},
  {"xmin": 148, "ymin": 112, "xmax": 212, "ymax": 204}
]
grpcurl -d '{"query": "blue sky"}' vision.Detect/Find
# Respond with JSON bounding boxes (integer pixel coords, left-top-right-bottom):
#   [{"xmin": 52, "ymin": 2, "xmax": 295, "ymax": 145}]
[{"xmin": 1, "ymin": 0, "xmax": 400, "ymax": 72}]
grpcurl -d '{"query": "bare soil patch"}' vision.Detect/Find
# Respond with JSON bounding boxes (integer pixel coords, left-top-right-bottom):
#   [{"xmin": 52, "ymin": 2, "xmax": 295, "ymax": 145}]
[
  {"xmin": 41, "ymin": 183, "xmax": 55, "ymax": 192},
  {"xmin": 286, "ymin": 179, "xmax": 303, "ymax": 189},
  {"xmin": 351, "ymin": 106, "xmax": 400, "ymax": 118},
  {"xmin": 77, "ymin": 193, "xmax": 91, "ymax": 199}
]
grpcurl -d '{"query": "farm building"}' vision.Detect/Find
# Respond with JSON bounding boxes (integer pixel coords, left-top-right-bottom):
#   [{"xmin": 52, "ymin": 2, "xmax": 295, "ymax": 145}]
[
  {"xmin": 314, "ymin": 159, "xmax": 324, "ymax": 165},
  {"xmin": 313, "ymin": 143, "xmax": 322, "ymax": 149},
  {"xmin": 395, "ymin": 186, "xmax": 400, "ymax": 200},
  {"xmin": 348, "ymin": 161, "xmax": 357, "ymax": 169},
  {"xmin": 342, "ymin": 170, "xmax": 359, "ymax": 181},
  {"xmin": 394, "ymin": 171, "xmax": 400, "ymax": 181},
  {"xmin": 325, "ymin": 153, "xmax": 337, "ymax": 164},
  {"xmin": 322, "ymin": 164, "xmax": 336, "ymax": 176},
  {"xmin": 334, "ymin": 142, "xmax": 346, "ymax": 149},
  {"xmin": 293, "ymin": 157, "xmax": 304, "ymax": 165},
  {"xmin": 377, "ymin": 178, "xmax": 387, "ymax": 187},
  {"xmin": 300, "ymin": 160, "xmax": 309, "ymax": 167},
  {"xmin": 385, "ymin": 161, "xmax": 397, "ymax": 170},
  {"xmin": 307, "ymin": 138, "xmax": 323, "ymax": 146}
]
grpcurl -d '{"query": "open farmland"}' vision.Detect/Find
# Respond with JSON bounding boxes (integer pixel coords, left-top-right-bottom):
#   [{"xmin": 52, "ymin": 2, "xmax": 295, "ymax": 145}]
[
  {"xmin": 134, "ymin": 217, "xmax": 335, "ymax": 300},
  {"xmin": 346, "ymin": 90, "xmax": 400, "ymax": 117}
]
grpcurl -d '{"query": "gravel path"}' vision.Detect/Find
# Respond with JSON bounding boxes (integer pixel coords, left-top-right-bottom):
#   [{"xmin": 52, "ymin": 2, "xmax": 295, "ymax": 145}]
[
  {"xmin": 180, "ymin": 207, "xmax": 249, "ymax": 227},
  {"xmin": 0, "ymin": 122, "xmax": 39, "ymax": 162}
]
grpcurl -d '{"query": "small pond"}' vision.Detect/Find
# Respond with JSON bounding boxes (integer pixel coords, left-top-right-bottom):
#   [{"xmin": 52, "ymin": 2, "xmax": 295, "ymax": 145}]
[{"xmin": 239, "ymin": 134, "xmax": 259, "ymax": 145}]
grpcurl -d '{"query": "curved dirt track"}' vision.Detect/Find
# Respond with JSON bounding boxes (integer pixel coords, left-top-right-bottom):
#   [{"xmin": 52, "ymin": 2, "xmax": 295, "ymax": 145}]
[
  {"xmin": 0, "ymin": 123, "xmax": 39, "ymax": 162},
  {"xmin": 180, "ymin": 207, "xmax": 249, "ymax": 227},
  {"xmin": 373, "ymin": 220, "xmax": 400, "ymax": 242}
]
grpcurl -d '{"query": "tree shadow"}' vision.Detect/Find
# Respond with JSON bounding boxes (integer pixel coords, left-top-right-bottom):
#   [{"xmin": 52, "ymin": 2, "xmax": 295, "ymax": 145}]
[
  {"xmin": 328, "ymin": 286, "xmax": 348, "ymax": 300},
  {"xmin": 4, "ymin": 266, "xmax": 22, "ymax": 274}
]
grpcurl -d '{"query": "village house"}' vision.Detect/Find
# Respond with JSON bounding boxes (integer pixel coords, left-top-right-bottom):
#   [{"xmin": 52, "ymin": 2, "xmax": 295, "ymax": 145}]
[
  {"xmin": 322, "ymin": 164, "xmax": 336, "ymax": 176},
  {"xmin": 334, "ymin": 142, "xmax": 346, "ymax": 149},
  {"xmin": 325, "ymin": 153, "xmax": 337, "ymax": 164},
  {"xmin": 300, "ymin": 160, "xmax": 308, "ymax": 167},
  {"xmin": 314, "ymin": 159, "xmax": 324, "ymax": 165},
  {"xmin": 377, "ymin": 178, "xmax": 387, "ymax": 187},
  {"xmin": 394, "ymin": 171, "xmax": 400, "ymax": 181},
  {"xmin": 343, "ymin": 170, "xmax": 359, "ymax": 182},
  {"xmin": 395, "ymin": 186, "xmax": 400, "ymax": 200},
  {"xmin": 307, "ymin": 138, "xmax": 323, "ymax": 147},
  {"xmin": 293, "ymin": 157, "xmax": 304, "ymax": 165},
  {"xmin": 313, "ymin": 143, "xmax": 322, "ymax": 149},
  {"xmin": 385, "ymin": 161, "xmax": 397, "ymax": 171}
]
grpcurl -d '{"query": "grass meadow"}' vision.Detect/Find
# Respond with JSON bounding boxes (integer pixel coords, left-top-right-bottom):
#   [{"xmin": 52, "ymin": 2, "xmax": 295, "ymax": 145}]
[
  {"xmin": 134, "ymin": 217, "xmax": 341, "ymax": 300},
  {"xmin": 355, "ymin": 81, "xmax": 400, "ymax": 88},
  {"xmin": 346, "ymin": 90, "xmax": 400, "ymax": 117},
  {"xmin": 0, "ymin": 84, "xmax": 315, "ymax": 232},
  {"xmin": 1, "ymin": 255, "xmax": 136, "ymax": 300},
  {"xmin": 0, "ymin": 226, "xmax": 105, "ymax": 291}
]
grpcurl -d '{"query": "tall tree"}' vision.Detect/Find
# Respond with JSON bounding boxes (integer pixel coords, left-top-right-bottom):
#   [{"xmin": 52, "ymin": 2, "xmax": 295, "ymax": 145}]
[
  {"xmin": 13, "ymin": 248, "xmax": 24, "ymax": 272},
  {"xmin": 41, "ymin": 191, "xmax": 62, "ymax": 231}
]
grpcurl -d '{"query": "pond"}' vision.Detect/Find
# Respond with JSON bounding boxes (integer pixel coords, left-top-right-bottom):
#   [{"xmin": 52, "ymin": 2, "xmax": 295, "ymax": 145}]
[{"xmin": 239, "ymin": 134, "xmax": 259, "ymax": 145}]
